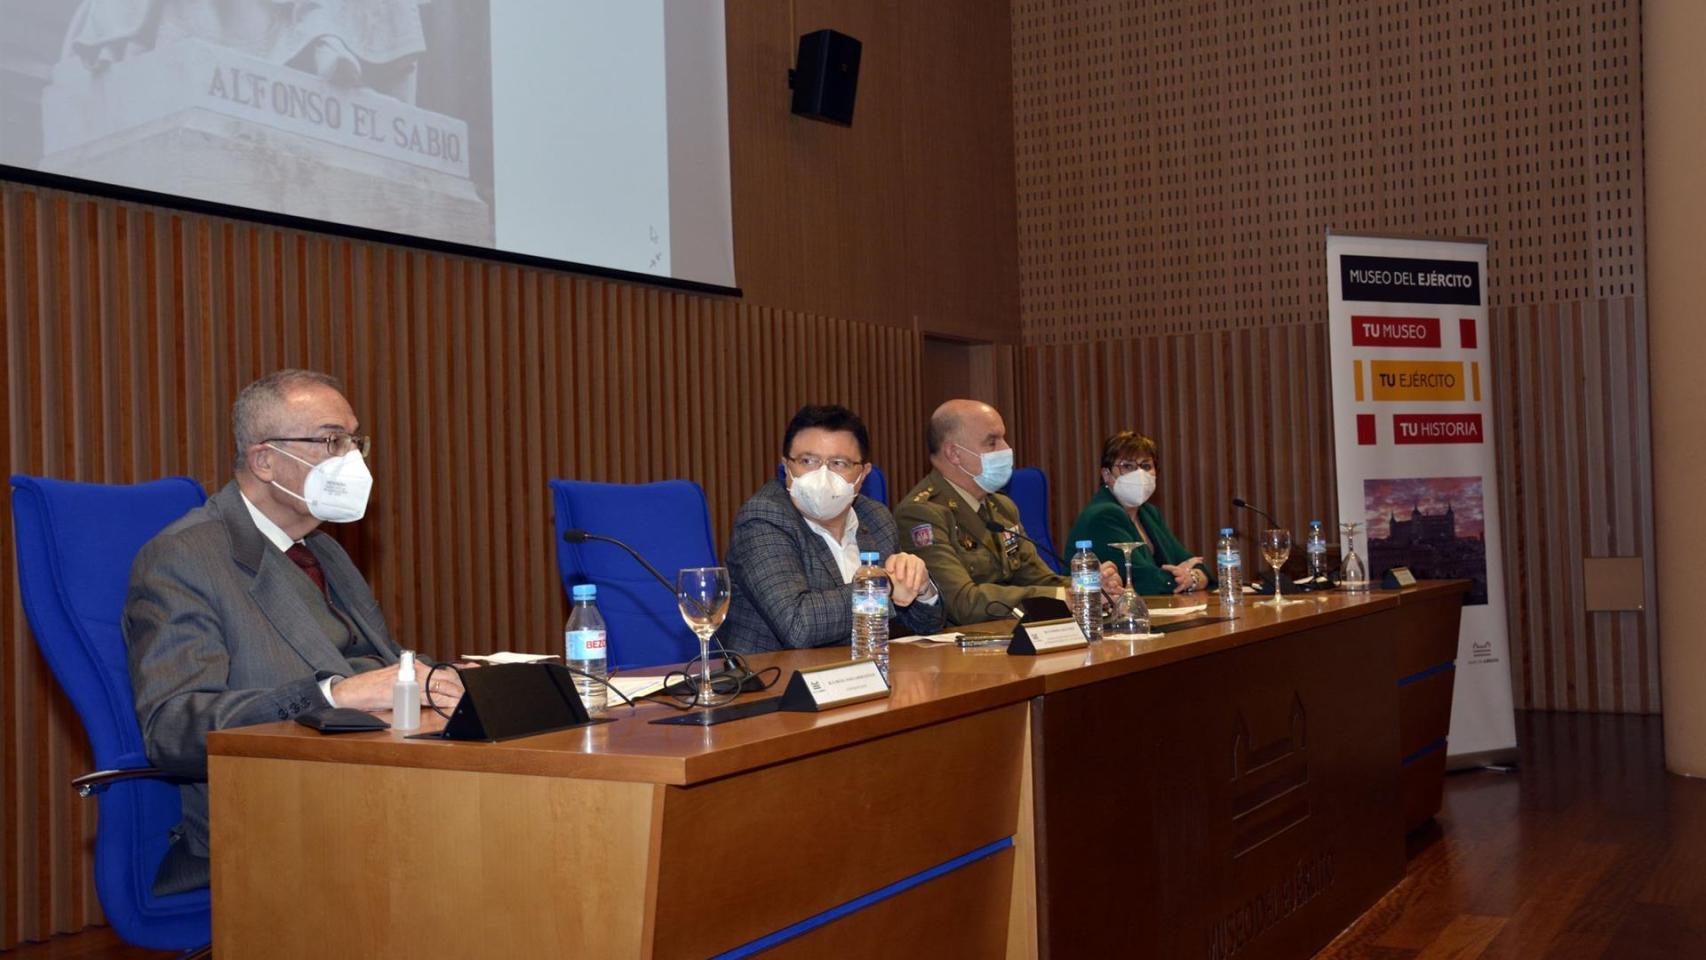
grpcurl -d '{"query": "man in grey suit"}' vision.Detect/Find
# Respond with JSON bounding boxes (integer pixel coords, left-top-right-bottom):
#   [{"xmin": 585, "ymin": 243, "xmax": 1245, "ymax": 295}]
[
  {"xmin": 720, "ymin": 405, "xmax": 944, "ymax": 654},
  {"xmin": 124, "ymin": 369, "xmax": 465, "ymax": 895}
]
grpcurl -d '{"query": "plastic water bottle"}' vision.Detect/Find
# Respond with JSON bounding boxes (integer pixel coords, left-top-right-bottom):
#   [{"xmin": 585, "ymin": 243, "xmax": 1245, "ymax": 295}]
[
  {"xmin": 850, "ymin": 552, "xmax": 892, "ymax": 674},
  {"xmin": 565, "ymin": 584, "xmax": 608, "ymax": 713},
  {"xmin": 1307, "ymin": 520, "xmax": 1327, "ymax": 581},
  {"xmin": 1216, "ymin": 528, "xmax": 1243, "ymax": 609},
  {"xmin": 1070, "ymin": 540, "xmax": 1103, "ymax": 642}
]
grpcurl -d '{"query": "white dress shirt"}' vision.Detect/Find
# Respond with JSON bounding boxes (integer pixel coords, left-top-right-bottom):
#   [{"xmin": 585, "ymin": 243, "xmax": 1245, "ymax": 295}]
[{"xmin": 802, "ymin": 507, "xmax": 939, "ymax": 604}]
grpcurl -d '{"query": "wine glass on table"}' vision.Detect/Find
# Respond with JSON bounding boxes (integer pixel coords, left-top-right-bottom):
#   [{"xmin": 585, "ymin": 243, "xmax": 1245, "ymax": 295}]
[
  {"xmin": 1338, "ymin": 521, "xmax": 1369, "ymax": 593},
  {"xmin": 677, "ymin": 567, "xmax": 734, "ymax": 707},
  {"xmin": 1105, "ymin": 541, "xmax": 1151, "ymax": 637},
  {"xmin": 1260, "ymin": 528, "xmax": 1302, "ymax": 608}
]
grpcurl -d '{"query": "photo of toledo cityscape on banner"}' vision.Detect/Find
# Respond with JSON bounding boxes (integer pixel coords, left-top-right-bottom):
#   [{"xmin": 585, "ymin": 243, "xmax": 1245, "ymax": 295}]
[{"xmin": 1364, "ymin": 476, "xmax": 1490, "ymax": 605}]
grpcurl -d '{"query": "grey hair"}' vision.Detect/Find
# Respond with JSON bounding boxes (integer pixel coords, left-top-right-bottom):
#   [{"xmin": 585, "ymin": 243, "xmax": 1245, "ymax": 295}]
[{"xmin": 231, "ymin": 369, "xmax": 345, "ymax": 471}]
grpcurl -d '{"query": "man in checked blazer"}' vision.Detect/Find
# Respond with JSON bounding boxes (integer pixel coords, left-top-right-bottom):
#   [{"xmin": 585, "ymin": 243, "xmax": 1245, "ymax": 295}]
[
  {"xmin": 720, "ymin": 405, "xmax": 945, "ymax": 654},
  {"xmin": 123, "ymin": 369, "xmax": 465, "ymax": 895}
]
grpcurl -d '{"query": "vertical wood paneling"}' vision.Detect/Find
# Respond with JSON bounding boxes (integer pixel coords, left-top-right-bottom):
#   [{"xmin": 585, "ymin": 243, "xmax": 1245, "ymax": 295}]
[
  {"xmin": 1011, "ymin": 0, "xmax": 1655, "ymax": 719},
  {"xmin": 0, "ymin": 181, "xmax": 930, "ymax": 947}
]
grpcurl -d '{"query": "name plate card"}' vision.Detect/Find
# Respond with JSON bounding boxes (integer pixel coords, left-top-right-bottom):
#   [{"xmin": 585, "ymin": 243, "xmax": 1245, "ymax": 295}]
[
  {"xmin": 1008, "ymin": 618, "xmax": 1089, "ymax": 656},
  {"xmin": 1382, "ymin": 566, "xmax": 1418, "ymax": 588},
  {"xmin": 777, "ymin": 659, "xmax": 891, "ymax": 712}
]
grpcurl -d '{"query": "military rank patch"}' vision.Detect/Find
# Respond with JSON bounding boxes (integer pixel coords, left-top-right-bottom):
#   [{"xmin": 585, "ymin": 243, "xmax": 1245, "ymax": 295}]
[{"xmin": 910, "ymin": 523, "xmax": 935, "ymax": 547}]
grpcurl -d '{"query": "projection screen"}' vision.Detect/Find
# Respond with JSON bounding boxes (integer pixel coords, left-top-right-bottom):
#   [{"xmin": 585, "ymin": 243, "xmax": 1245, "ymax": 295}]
[{"xmin": 0, "ymin": 0, "xmax": 736, "ymax": 291}]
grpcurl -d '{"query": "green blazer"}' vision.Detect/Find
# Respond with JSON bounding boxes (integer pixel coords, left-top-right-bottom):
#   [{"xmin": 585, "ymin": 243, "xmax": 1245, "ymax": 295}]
[{"xmin": 1067, "ymin": 487, "xmax": 1213, "ymax": 594}]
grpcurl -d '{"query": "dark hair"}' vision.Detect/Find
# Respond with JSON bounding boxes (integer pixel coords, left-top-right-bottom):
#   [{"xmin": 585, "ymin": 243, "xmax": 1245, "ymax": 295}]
[
  {"xmin": 1099, "ymin": 431, "xmax": 1158, "ymax": 471},
  {"xmin": 782, "ymin": 405, "xmax": 870, "ymax": 461}
]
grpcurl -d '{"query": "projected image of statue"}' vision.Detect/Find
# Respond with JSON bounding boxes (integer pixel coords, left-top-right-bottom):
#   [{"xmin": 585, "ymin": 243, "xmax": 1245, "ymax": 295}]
[
  {"xmin": 12, "ymin": 0, "xmax": 495, "ymax": 247},
  {"xmin": 59, "ymin": 0, "xmax": 430, "ymax": 102}
]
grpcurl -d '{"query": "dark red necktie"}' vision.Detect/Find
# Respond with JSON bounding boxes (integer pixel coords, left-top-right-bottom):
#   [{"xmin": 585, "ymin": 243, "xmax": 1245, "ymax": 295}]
[{"xmin": 286, "ymin": 543, "xmax": 327, "ymax": 595}]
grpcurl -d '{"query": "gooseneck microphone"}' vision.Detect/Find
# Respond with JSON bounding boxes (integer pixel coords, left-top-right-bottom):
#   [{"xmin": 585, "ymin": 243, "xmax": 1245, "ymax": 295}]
[
  {"xmin": 983, "ymin": 519, "xmax": 1071, "ymax": 571},
  {"xmin": 1231, "ymin": 497, "xmax": 1281, "ymax": 529},
  {"xmin": 563, "ymin": 528, "xmax": 678, "ymax": 596}
]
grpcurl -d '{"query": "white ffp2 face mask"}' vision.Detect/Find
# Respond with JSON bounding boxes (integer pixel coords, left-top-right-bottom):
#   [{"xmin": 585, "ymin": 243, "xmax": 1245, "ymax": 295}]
[
  {"xmin": 268, "ymin": 445, "xmax": 373, "ymax": 523},
  {"xmin": 787, "ymin": 464, "xmax": 859, "ymax": 522},
  {"xmin": 1111, "ymin": 468, "xmax": 1156, "ymax": 509}
]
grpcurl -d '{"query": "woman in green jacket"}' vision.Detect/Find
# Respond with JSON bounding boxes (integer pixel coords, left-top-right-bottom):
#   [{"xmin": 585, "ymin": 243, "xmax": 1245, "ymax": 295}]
[{"xmin": 1068, "ymin": 431, "xmax": 1213, "ymax": 595}]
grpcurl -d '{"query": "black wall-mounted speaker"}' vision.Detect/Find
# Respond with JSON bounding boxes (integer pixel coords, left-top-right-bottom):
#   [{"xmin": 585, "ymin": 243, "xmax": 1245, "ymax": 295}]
[{"xmin": 789, "ymin": 29, "xmax": 862, "ymax": 126}]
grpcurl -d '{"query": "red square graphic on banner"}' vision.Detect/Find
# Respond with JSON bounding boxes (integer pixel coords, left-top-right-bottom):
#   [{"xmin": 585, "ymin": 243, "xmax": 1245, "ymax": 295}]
[
  {"xmin": 1393, "ymin": 413, "xmax": 1484, "ymax": 444},
  {"xmin": 1460, "ymin": 317, "xmax": 1478, "ymax": 349},
  {"xmin": 1356, "ymin": 414, "xmax": 1376, "ymax": 445}
]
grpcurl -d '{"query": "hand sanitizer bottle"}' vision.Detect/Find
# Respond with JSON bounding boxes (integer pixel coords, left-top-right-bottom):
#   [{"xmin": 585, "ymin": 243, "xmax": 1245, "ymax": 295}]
[{"xmin": 392, "ymin": 650, "xmax": 421, "ymax": 732}]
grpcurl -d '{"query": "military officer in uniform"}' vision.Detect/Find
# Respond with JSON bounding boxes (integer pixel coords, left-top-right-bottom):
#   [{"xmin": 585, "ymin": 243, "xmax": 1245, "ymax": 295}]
[{"xmin": 895, "ymin": 399, "xmax": 1121, "ymax": 625}]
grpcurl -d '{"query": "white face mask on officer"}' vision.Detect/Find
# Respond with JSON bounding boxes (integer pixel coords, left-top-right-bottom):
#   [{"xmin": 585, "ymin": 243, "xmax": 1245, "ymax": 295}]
[
  {"xmin": 267, "ymin": 445, "xmax": 373, "ymax": 523},
  {"xmin": 1111, "ymin": 467, "xmax": 1157, "ymax": 509},
  {"xmin": 788, "ymin": 464, "xmax": 859, "ymax": 522}
]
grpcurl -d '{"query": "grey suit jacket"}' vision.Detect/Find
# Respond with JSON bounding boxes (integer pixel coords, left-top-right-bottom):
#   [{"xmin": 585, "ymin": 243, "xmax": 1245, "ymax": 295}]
[
  {"xmin": 123, "ymin": 480, "xmax": 397, "ymax": 894},
  {"xmin": 719, "ymin": 480, "xmax": 946, "ymax": 654}
]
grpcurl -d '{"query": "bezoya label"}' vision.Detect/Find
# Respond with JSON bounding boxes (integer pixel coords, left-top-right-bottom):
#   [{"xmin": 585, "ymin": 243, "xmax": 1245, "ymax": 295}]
[{"xmin": 565, "ymin": 629, "xmax": 607, "ymax": 660}]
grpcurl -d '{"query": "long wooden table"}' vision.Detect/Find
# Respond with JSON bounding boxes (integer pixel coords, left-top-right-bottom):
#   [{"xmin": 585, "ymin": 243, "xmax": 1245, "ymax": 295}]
[{"xmin": 207, "ymin": 581, "xmax": 1465, "ymax": 959}]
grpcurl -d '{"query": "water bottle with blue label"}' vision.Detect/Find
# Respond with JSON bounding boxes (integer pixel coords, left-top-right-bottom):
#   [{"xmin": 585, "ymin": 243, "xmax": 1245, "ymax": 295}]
[
  {"xmin": 565, "ymin": 583, "xmax": 607, "ymax": 713},
  {"xmin": 1070, "ymin": 540, "xmax": 1103, "ymax": 641},
  {"xmin": 1217, "ymin": 528, "xmax": 1243, "ymax": 610},
  {"xmin": 850, "ymin": 552, "xmax": 892, "ymax": 674}
]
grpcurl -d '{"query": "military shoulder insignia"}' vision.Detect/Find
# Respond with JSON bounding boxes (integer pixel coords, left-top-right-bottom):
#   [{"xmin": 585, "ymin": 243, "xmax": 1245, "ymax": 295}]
[
  {"xmin": 912, "ymin": 489, "xmax": 931, "ymax": 503},
  {"xmin": 910, "ymin": 523, "xmax": 935, "ymax": 547}
]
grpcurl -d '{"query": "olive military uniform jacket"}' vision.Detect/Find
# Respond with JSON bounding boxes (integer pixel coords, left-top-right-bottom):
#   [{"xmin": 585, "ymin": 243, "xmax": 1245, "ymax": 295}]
[
  {"xmin": 1067, "ymin": 486, "xmax": 1213, "ymax": 594},
  {"xmin": 894, "ymin": 468, "xmax": 1067, "ymax": 625}
]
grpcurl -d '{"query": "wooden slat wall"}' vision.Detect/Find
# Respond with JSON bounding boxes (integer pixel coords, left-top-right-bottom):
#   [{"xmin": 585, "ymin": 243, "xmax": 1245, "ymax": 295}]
[
  {"xmin": 1019, "ymin": 322, "xmax": 1339, "ymax": 584},
  {"xmin": 1010, "ymin": 0, "xmax": 1656, "ymax": 718},
  {"xmin": 1492, "ymin": 297, "xmax": 1657, "ymax": 715},
  {"xmin": 1018, "ymin": 297, "xmax": 1658, "ymax": 718},
  {"xmin": 0, "ymin": 182, "xmax": 927, "ymax": 947}
]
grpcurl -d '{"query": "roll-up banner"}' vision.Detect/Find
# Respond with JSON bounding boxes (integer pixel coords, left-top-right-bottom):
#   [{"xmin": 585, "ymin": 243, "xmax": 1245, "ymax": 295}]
[{"xmin": 1326, "ymin": 233, "xmax": 1518, "ymax": 767}]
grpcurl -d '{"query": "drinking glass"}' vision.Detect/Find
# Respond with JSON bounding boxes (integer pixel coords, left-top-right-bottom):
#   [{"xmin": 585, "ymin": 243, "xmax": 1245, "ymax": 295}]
[
  {"xmin": 1339, "ymin": 521, "xmax": 1370, "ymax": 593},
  {"xmin": 1105, "ymin": 541, "xmax": 1151, "ymax": 637},
  {"xmin": 677, "ymin": 566, "xmax": 734, "ymax": 707},
  {"xmin": 1260, "ymin": 528, "xmax": 1301, "ymax": 607}
]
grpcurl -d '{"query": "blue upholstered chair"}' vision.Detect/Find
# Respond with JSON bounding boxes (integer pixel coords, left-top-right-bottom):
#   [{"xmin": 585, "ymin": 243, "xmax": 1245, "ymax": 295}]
[
  {"xmin": 8, "ymin": 475, "xmax": 211, "ymax": 954},
  {"xmin": 1003, "ymin": 467, "xmax": 1065, "ymax": 574},
  {"xmin": 549, "ymin": 479, "xmax": 719, "ymax": 669},
  {"xmin": 770, "ymin": 463, "xmax": 889, "ymax": 506}
]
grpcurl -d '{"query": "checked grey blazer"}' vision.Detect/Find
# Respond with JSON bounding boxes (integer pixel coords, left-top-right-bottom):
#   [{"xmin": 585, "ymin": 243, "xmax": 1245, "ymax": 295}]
[
  {"xmin": 718, "ymin": 479, "xmax": 946, "ymax": 654},
  {"xmin": 123, "ymin": 480, "xmax": 398, "ymax": 894}
]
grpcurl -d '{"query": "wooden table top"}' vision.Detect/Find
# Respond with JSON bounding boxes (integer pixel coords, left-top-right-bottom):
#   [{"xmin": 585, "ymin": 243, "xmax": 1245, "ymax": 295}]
[{"xmin": 208, "ymin": 581, "xmax": 1466, "ymax": 786}]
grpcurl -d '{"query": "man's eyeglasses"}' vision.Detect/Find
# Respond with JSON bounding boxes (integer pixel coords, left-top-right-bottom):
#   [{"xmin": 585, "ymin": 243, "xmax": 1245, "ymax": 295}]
[
  {"xmin": 785, "ymin": 454, "xmax": 865, "ymax": 476},
  {"xmin": 265, "ymin": 433, "xmax": 372, "ymax": 459}
]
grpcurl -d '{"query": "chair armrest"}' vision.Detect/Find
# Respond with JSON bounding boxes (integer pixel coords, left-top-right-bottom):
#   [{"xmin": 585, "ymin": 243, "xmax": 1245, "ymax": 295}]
[{"xmin": 73, "ymin": 767, "xmax": 169, "ymax": 797}]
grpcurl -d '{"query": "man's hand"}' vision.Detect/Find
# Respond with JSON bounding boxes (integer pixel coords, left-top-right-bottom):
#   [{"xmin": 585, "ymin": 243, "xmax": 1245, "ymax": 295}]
[
  {"xmin": 885, "ymin": 552, "xmax": 931, "ymax": 606},
  {"xmin": 1161, "ymin": 557, "xmax": 1205, "ymax": 594},
  {"xmin": 330, "ymin": 662, "xmax": 466, "ymax": 711},
  {"xmin": 1100, "ymin": 560, "xmax": 1124, "ymax": 598}
]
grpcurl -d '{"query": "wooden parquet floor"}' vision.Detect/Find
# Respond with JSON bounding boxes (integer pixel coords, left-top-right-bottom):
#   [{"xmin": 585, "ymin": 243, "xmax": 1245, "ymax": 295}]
[
  {"xmin": 6, "ymin": 710, "xmax": 1702, "ymax": 959},
  {"xmin": 1320, "ymin": 710, "xmax": 1706, "ymax": 959}
]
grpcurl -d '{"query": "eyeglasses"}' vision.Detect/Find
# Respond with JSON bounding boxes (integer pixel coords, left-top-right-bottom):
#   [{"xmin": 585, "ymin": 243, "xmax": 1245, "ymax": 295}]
[
  {"xmin": 1112, "ymin": 459, "xmax": 1156, "ymax": 474},
  {"xmin": 264, "ymin": 433, "xmax": 372, "ymax": 459},
  {"xmin": 785, "ymin": 454, "xmax": 865, "ymax": 476}
]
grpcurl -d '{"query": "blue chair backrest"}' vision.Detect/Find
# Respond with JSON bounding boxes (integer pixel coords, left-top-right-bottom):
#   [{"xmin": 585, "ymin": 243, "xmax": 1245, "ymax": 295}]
[
  {"xmin": 549, "ymin": 479, "xmax": 719, "ymax": 669},
  {"xmin": 1003, "ymin": 467, "xmax": 1065, "ymax": 574},
  {"xmin": 9, "ymin": 475, "xmax": 211, "ymax": 950},
  {"xmin": 772, "ymin": 463, "xmax": 888, "ymax": 506}
]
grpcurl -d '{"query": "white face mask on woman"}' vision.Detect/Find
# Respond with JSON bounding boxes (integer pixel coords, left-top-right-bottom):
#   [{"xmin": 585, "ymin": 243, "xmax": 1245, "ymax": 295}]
[
  {"xmin": 788, "ymin": 464, "xmax": 859, "ymax": 522},
  {"xmin": 1110, "ymin": 467, "xmax": 1156, "ymax": 509},
  {"xmin": 268, "ymin": 445, "xmax": 373, "ymax": 523}
]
